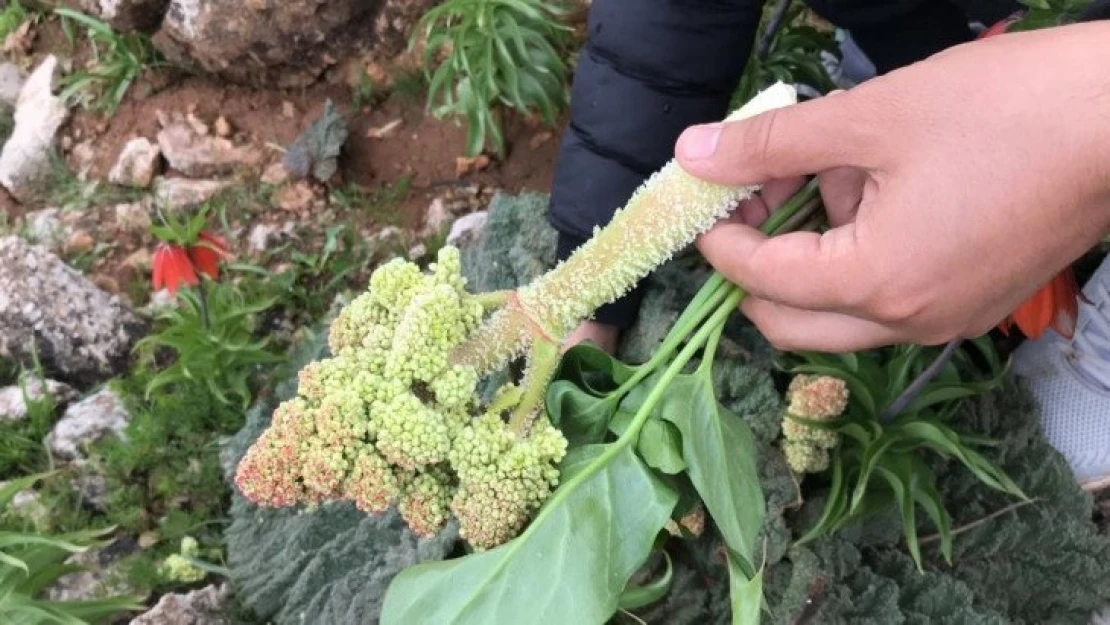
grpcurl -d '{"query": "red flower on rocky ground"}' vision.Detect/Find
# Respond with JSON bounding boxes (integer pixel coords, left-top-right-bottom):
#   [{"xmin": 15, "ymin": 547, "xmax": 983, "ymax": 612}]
[
  {"xmin": 151, "ymin": 231, "xmax": 230, "ymax": 295},
  {"xmin": 978, "ymin": 13, "xmax": 1085, "ymax": 341}
]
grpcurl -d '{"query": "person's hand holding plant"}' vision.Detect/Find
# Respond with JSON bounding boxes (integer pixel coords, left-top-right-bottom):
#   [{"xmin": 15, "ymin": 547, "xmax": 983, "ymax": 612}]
[{"xmin": 676, "ymin": 21, "xmax": 1110, "ymax": 352}]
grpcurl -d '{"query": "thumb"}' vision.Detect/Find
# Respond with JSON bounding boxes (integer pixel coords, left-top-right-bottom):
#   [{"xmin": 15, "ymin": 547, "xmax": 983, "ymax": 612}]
[
  {"xmin": 675, "ymin": 92, "xmax": 876, "ymax": 186},
  {"xmin": 695, "ymin": 220, "xmax": 868, "ymax": 313}
]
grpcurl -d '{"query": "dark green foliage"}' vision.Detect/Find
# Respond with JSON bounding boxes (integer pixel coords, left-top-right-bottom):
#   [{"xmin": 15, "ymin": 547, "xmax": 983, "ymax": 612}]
[
  {"xmin": 283, "ymin": 99, "xmax": 348, "ymax": 183},
  {"xmin": 222, "ymin": 191, "xmax": 1110, "ymax": 624}
]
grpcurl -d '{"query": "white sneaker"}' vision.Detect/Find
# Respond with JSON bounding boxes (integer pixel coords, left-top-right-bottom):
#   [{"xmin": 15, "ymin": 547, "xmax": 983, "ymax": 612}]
[{"xmin": 1012, "ymin": 254, "xmax": 1110, "ymax": 491}]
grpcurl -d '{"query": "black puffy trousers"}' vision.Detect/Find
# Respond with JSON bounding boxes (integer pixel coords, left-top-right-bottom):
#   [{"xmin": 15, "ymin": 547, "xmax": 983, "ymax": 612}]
[{"xmin": 546, "ymin": 0, "xmax": 991, "ymax": 330}]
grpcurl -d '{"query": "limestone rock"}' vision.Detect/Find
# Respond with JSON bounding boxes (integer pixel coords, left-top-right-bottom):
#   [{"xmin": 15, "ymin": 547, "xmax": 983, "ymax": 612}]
[
  {"xmin": 0, "ymin": 237, "xmax": 145, "ymax": 386},
  {"xmin": 22, "ymin": 208, "xmax": 72, "ymax": 251},
  {"xmin": 115, "ymin": 201, "xmax": 154, "ymax": 233},
  {"xmin": 153, "ymin": 0, "xmax": 436, "ymax": 88},
  {"xmin": 130, "ymin": 584, "xmax": 230, "ymax": 625},
  {"xmin": 157, "ymin": 122, "xmax": 262, "ymax": 177},
  {"xmin": 109, "ymin": 137, "xmax": 162, "ymax": 188},
  {"xmin": 45, "ymin": 387, "xmax": 131, "ymax": 460},
  {"xmin": 154, "ymin": 176, "xmax": 231, "ymax": 211},
  {"xmin": 446, "ymin": 210, "xmax": 488, "ymax": 247},
  {"xmin": 0, "ymin": 56, "xmax": 70, "ymax": 202},
  {"xmin": 0, "ymin": 377, "xmax": 78, "ymax": 422}
]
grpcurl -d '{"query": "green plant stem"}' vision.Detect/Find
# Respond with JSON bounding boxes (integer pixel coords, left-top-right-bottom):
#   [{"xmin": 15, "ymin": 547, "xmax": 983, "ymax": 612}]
[
  {"xmin": 879, "ymin": 339, "xmax": 962, "ymax": 422},
  {"xmin": 510, "ymin": 338, "xmax": 561, "ymax": 433},
  {"xmin": 196, "ymin": 278, "xmax": 212, "ymax": 330},
  {"xmin": 601, "ymin": 178, "xmax": 823, "ymax": 400}
]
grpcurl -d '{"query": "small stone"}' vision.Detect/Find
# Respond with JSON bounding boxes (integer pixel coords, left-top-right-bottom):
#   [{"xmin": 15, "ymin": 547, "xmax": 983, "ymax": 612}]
[
  {"xmin": 154, "ymin": 177, "xmax": 232, "ymax": 211},
  {"xmin": 420, "ymin": 197, "xmax": 453, "ymax": 238},
  {"xmin": 131, "ymin": 584, "xmax": 230, "ymax": 625},
  {"xmin": 115, "ymin": 201, "xmax": 153, "ymax": 234},
  {"xmin": 138, "ymin": 531, "xmax": 160, "ymax": 549},
  {"xmin": 407, "ymin": 243, "xmax": 426, "ymax": 261},
  {"xmin": 157, "ymin": 122, "xmax": 263, "ymax": 177},
  {"xmin": 446, "ymin": 210, "xmax": 488, "ymax": 247},
  {"xmin": 121, "ymin": 248, "xmax": 152, "ymax": 272},
  {"xmin": 273, "ymin": 181, "xmax": 315, "ymax": 213},
  {"xmin": 367, "ymin": 118, "xmax": 403, "ymax": 139},
  {"xmin": 45, "ymin": 388, "xmax": 131, "ymax": 461},
  {"xmin": 11, "ymin": 488, "xmax": 48, "ymax": 525},
  {"xmin": 63, "ymin": 230, "xmax": 95, "ymax": 256},
  {"xmin": 529, "ymin": 131, "xmax": 553, "ymax": 150},
  {"xmin": 91, "ymin": 275, "xmax": 120, "ymax": 294},
  {"xmin": 214, "ymin": 116, "xmax": 232, "ymax": 138},
  {"xmin": 108, "ymin": 138, "xmax": 162, "ymax": 188},
  {"xmin": 186, "ymin": 112, "xmax": 209, "ymax": 136},
  {"xmin": 282, "ymin": 101, "xmax": 296, "ymax": 118},
  {"xmin": 455, "ymin": 154, "xmax": 491, "ymax": 178},
  {"xmin": 73, "ymin": 471, "xmax": 109, "ymax": 511},
  {"xmin": 260, "ymin": 161, "xmax": 289, "ymax": 186},
  {"xmin": 247, "ymin": 223, "xmax": 278, "ymax": 254},
  {"xmin": 0, "ymin": 377, "xmax": 77, "ymax": 422},
  {"xmin": 71, "ymin": 141, "xmax": 96, "ymax": 179},
  {"xmin": 22, "ymin": 208, "xmax": 69, "ymax": 250}
]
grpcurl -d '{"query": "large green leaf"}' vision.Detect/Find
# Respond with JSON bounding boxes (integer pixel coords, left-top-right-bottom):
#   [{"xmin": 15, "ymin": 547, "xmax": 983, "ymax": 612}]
[
  {"xmin": 555, "ymin": 342, "xmax": 636, "ymax": 396},
  {"xmin": 546, "ymin": 380, "xmax": 618, "ymax": 448},
  {"xmin": 380, "ymin": 443, "xmax": 678, "ymax": 624},
  {"xmin": 657, "ymin": 373, "xmax": 765, "ymax": 571}
]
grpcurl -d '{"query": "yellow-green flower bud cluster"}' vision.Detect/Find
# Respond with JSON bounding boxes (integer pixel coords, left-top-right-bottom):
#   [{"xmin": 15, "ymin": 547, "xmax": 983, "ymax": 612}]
[
  {"xmin": 398, "ymin": 467, "xmax": 454, "ymax": 538},
  {"xmin": 157, "ymin": 537, "xmax": 206, "ymax": 583},
  {"xmin": 448, "ymin": 413, "xmax": 567, "ymax": 550},
  {"xmin": 781, "ymin": 374, "xmax": 849, "ymax": 474},
  {"xmin": 235, "ymin": 246, "xmax": 568, "ymax": 550}
]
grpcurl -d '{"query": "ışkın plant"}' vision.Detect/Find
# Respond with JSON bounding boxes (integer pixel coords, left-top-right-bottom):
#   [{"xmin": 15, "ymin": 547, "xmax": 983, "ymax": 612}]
[{"xmin": 234, "ymin": 82, "xmax": 802, "ymax": 549}]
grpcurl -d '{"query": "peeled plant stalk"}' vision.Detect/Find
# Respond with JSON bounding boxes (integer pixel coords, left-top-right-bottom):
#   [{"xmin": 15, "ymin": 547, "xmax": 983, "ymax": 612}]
[{"xmin": 454, "ymin": 82, "xmax": 799, "ymax": 373}]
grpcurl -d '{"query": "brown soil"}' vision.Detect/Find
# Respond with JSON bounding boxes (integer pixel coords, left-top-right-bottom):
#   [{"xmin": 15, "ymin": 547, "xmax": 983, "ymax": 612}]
[{"xmin": 2, "ymin": 15, "xmax": 566, "ymax": 309}]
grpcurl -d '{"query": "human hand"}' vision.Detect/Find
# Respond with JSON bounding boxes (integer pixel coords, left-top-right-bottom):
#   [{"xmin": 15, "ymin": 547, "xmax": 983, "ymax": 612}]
[{"xmin": 674, "ymin": 22, "xmax": 1110, "ymax": 352}]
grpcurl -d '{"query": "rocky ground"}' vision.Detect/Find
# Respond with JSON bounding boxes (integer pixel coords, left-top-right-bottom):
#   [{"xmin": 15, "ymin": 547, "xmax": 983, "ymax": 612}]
[{"xmin": 0, "ymin": 1, "xmax": 575, "ymax": 622}]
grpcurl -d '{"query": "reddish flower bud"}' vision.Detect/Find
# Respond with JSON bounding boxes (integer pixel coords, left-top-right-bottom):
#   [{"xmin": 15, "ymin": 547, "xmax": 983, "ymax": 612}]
[
  {"xmin": 187, "ymin": 231, "xmax": 230, "ymax": 281},
  {"xmin": 152, "ymin": 243, "xmax": 199, "ymax": 295}
]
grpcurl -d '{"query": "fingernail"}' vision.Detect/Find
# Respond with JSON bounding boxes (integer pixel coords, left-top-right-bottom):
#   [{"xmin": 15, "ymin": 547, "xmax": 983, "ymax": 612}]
[{"xmin": 681, "ymin": 124, "xmax": 722, "ymax": 160}]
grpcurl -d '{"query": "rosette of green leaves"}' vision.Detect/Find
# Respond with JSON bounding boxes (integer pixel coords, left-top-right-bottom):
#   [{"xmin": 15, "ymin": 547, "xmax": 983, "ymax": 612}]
[
  {"xmin": 785, "ymin": 338, "xmax": 1027, "ymax": 571},
  {"xmin": 413, "ymin": 0, "xmax": 574, "ymax": 157},
  {"xmin": 732, "ymin": 1, "xmax": 839, "ymax": 107}
]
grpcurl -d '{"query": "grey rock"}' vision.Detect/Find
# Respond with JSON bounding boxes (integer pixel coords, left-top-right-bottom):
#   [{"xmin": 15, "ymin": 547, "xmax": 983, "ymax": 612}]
[
  {"xmin": 153, "ymin": 176, "xmax": 231, "ymax": 210},
  {"xmin": 157, "ymin": 122, "xmax": 262, "ymax": 177},
  {"xmin": 0, "ymin": 62, "xmax": 26, "ymax": 108},
  {"xmin": 72, "ymin": 469, "xmax": 111, "ymax": 511},
  {"xmin": 446, "ymin": 210, "xmax": 488, "ymax": 247},
  {"xmin": 247, "ymin": 223, "xmax": 277, "ymax": 254},
  {"xmin": 22, "ymin": 208, "xmax": 72, "ymax": 251},
  {"xmin": 0, "ymin": 376, "xmax": 78, "ymax": 422},
  {"xmin": 420, "ymin": 197, "xmax": 453, "ymax": 238},
  {"xmin": 130, "ymin": 583, "xmax": 230, "ymax": 625},
  {"xmin": 11, "ymin": 488, "xmax": 49, "ymax": 525},
  {"xmin": 45, "ymin": 387, "xmax": 131, "ymax": 460},
  {"xmin": 43, "ymin": 0, "xmax": 170, "ymax": 32},
  {"xmin": 109, "ymin": 137, "xmax": 162, "ymax": 188},
  {"xmin": 0, "ymin": 56, "xmax": 70, "ymax": 202},
  {"xmin": 46, "ymin": 542, "xmax": 143, "ymax": 604},
  {"xmin": 114, "ymin": 201, "xmax": 154, "ymax": 234},
  {"xmin": 0, "ymin": 237, "xmax": 145, "ymax": 386},
  {"xmin": 152, "ymin": 0, "xmax": 435, "ymax": 88}
]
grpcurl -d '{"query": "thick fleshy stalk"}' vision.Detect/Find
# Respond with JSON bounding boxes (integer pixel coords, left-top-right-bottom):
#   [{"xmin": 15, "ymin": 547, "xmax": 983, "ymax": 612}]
[{"xmin": 451, "ymin": 82, "xmax": 799, "ymax": 375}]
